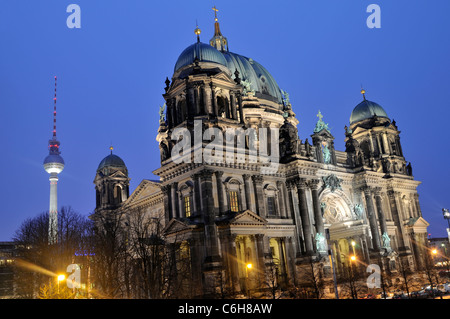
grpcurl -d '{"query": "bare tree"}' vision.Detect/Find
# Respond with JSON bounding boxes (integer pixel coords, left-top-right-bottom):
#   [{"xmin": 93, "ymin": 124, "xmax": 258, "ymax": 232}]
[
  {"xmin": 297, "ymin": 257, "xmax": 324, "ymax": 299},
  {"xmin": 12, "ymin": 207, "xmax": 91, "ymax": 298},
  {"xmin": 89, "ymin": 209, "xmax": 130, "ymax": 298}
]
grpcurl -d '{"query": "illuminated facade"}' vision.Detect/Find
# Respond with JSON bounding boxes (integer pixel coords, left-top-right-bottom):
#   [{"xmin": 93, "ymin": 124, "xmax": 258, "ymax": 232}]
[{"xmin": 93, "ymin": 10, "xmax": 429, "ymax": 297}]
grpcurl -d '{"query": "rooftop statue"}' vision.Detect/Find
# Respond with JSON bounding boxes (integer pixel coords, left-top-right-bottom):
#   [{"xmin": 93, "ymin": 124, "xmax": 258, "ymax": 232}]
[
  {"xmin": 314, "ymin": 110, "xmax": 331, "ymax": 133},
  {"xmin": 281, "ymin": 89, "xmax": 290, "ymax": 106},
  {"xmin": 159, "ymin": 103, "xmax": 166, "ymax": 123},
  {"xmin": 241, "ymin": 79, "xmax": 255, "ymax": 96}
]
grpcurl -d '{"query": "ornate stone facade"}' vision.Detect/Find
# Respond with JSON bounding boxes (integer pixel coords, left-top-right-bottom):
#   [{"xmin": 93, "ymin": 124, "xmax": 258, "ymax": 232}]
[{"xmin": 92, "ymin": 14, "xmax": 429, "ymax": 297}]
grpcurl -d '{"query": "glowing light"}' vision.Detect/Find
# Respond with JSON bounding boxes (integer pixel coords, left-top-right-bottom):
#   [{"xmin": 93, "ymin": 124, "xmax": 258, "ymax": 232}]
[
  {"xmin": 350, "ymin": 255, "xmax": 356, "ymax": 261},
  {"xmin": 246, "ymin": 263, "xmax": 252, "ymax": 269},
  {"xmin": 432, "ymin": 249, "xmax": 438, "ymax": 255},
  {"xmin": 57, "ymin": 274, "xmax": 66, "ymax": 281}
]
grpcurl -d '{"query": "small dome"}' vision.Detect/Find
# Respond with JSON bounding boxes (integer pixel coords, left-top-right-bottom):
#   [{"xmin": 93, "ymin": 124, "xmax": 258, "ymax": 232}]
[
  {"xmin": 350, "ymin": 99, "xmax": 389, "ymax": 125},
  {"xmin": 174, "ymin": 42, "xmax": 227, "ymax": 72},
  {"xmin": 97, "ymin": 154, "xmax": 126, "ymax": 171}
]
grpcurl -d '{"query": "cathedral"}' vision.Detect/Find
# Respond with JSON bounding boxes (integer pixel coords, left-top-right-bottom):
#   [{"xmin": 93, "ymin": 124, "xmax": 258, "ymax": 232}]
[{"xmin": 91, "ymin": 10, "xmax": 430, "ymax": 297}]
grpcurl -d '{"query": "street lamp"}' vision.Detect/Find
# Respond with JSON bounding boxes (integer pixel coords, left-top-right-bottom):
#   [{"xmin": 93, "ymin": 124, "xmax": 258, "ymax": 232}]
[
  {"xmin": 57, "ymin": 274, "xmax": 65, "ymax": 294},
  {"xmin": 443, "ymin": 209, "xmax": 450, "ymax": 239}
]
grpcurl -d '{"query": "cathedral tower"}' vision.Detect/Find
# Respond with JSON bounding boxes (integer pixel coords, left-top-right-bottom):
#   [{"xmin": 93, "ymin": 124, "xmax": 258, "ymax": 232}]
[{"xmin": 93, "ymin": 147, "xmax": 130, "ymax": 216}]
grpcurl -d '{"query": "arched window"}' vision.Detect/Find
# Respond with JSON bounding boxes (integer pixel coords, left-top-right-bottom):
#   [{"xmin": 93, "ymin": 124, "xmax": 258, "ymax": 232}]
[
  {"xmin": 114, "ymin": 185, "xmax": 122, "ymax": 204},
  {"xmin": 217, "ymin": 96, "xmax": 229, "ymax": 118},
  {"xmin": 184, "ymin": 195, "xmax": 192, "ymax": 218},
  {"xmin": 229, "ymin": 191, "xmax": 240, "ymax": 213}
]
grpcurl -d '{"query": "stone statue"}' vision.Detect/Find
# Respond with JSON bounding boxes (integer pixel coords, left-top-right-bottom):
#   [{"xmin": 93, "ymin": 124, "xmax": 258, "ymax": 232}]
[
  {"xmin": 381, "ymin": 232, "xmax": 391, "ymax": 250},
  {"xmin": 322, "ymin": 174, "xmax": 342, "ymax": 193},
  {"xmin": 320, "ymin": 202, "xmax": 326, "ymax": 217},
  {"xmin": 281, "ymin": 89, "xmax": 290, "ymax": 106},
  {"xmin": 322, "ymin": 144, "xmax": 331, "ymax": 164},
  {"xmin": 406, "ymin": 162, "xmax": 413, "ymax": 176},
  {"xmin": 315, "ymin": 232, "xmax": 327, "ymax": 253},
  {"xmin": 304, "ymin": 138, "xmax": 312, "ymax": 157},
  {"xmin": 314, "ymin": 110, "xmax": 331, "ymax": 133},
  {"xmin": 354, "ymin": 204, "xmax": 363, "ymax": 219},
  {"xmin": 279, "ymin": 121, "xmax": 299, "ymax": 158},
  {"xmin": 384, "ymin": 159, "xmax": 391, "ymax": 174},
  {"xmin": 241, "ymin": 79, "xmax": 254, "ymax": 95},
  {"xmin": 159, "ymin": 142, "xmax": 169, "ymax": 161},
  {"xmin": 159, "ymin": 103, "xmax": 166, "ymax": 123}
]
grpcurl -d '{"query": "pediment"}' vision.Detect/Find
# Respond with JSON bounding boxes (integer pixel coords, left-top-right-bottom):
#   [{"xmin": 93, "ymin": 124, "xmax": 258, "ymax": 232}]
[
  {"xmin": 163, "ymin": 218, "xmax": 195, "ymax": 235},
  {"xmin": 351, "ymin": 126, "xmax": 366, "ymax": 135},
  {"xmin": 108, "ymin": 170, "xmax": 128, "ymax": 179},
  {"xmin": 212, "ymin": 72, "xmax": 233, "ymax": 83},
  {"xmin": 229, "ymin": 210, "xmax": 267, "ymax": 226},
  {"xmin": 407, "ymin": 216, "xmax": 430, "ymax": 228},
  {"xmin": 127, "ymin": 179, "xmax": 162, "ymax": 204}
]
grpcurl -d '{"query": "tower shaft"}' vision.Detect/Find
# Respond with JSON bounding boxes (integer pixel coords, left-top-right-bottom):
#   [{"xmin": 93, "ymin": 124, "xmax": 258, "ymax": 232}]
[{"xmin": 48, "ymin": 173, "xmax": 58, "ymax": 244}]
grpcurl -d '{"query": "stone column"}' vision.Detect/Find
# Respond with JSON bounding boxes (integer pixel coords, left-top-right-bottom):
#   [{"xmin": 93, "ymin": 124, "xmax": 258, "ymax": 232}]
[
  {"xmin": 309, "ymin": 179, "xmax": 325, "ymax": 237},
  {"xmin": 229, "ymin": 234, "xmax": 241, "ymax": 292},
  {"xmin": 161, "ymin": 185, "xmax": 172, "ymax": 224},
  {"xmin": 215, "ymin": 171, "xmax": 226, "ymax": 215},
  {"xmin": 201, "ymin": 84, "xmax": 210, "ymax": 115},
  {"xmin": 187, "ymin": 85, "xmax": 195, "ymax": 120},
  {"xmin": 381, "ymin": 132, "xmax": 390, "ymax": 155},
  {"xmin": 277, "ymin": 238, "xmax": 287, "ymax": 284},
  {"xmin": 413, "ymin": 193, "xmax": 422, "ymax": 217},
  {"xmin": 230, "ymin": 91, "xmax": 237, "ymax": 120},
  {"xmin": 171, "ymin": 182, "xmax": 179, "ymax": 219},
  {"xmin": 211, "ymin": 84, "xmax": 218, "ymax": 117},
  {"xmin": 194, "ymin": 85, "xmax": 201, "ymax": 115},
  {"xmin": 199, "ymin": 170, "xmax": 220, "ymax": 258},
  {"xmin": 282, "ymin": 182, "xmax": 292, "ymax": 219},
  {"xmin": 287, "ymin": 180, "xmax": 304, "ymax": 255},
  {"xmin": 192, "ymin": 174, "xmax": 201, "ymax": 216},
  {"xmin": 237, "ymin": 92, "xmax": 244, "ymax": 124},
  {"xmin": 296, "ymin": 178, "xmax": 314, "ymax": 255},
  {"xmin": 362, "ymin": 186, "xmax": 381, "ymax": 252},
  {"xmin": 243, "ymin": 174, "xmax": 255, "ymax": 212},
  {"xmin": 373, "ymin": 187, "xmax": 388, "ymax": 246},
  {"xmin": 387, "ymin": 190, "xmax": 406, "ymax": 250},
  {"xmin": 252, "ymin": 175, "xmax": 266, "ymax": 218},
  {"xmin": 255, "ymin": 234, "xmax": 266, "ymax": 284},
  {"xmin": 277, "ymin": 181, "xmax": 287, "ymax": 218},
  {"xmin": 361, "ymin": 236, "xmax": 371, "ymax": 265}
]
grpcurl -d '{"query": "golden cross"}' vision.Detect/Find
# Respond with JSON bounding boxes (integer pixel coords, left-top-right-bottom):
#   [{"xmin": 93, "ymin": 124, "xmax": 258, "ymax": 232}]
[{"xmin": 212, "ymin": 6, "xmax": 219, "ymax": 20}]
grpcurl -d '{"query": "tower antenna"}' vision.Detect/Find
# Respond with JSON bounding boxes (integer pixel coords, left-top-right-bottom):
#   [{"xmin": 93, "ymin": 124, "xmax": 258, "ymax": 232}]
[{"xmin": 53, "ymin": 76, "xmax": 57, "ymax": 138}]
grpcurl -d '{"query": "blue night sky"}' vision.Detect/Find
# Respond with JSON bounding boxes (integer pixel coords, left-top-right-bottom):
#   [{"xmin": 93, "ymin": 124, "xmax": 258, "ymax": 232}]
[{"xmin": 1, "ymin": 1, "xmax": 449, "ymax": 241}]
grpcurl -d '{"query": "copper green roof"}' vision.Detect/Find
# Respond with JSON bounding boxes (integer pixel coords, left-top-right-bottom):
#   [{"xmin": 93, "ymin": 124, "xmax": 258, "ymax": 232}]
[{"xmin": 350, "ymin": 99, "xmax": 389, "ymax": 124}]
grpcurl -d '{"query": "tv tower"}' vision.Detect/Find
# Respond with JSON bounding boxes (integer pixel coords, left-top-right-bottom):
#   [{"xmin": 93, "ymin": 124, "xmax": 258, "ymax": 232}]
[{"xmin": 43, "ymin": 76, "xmax": 65, "ymax": 245}]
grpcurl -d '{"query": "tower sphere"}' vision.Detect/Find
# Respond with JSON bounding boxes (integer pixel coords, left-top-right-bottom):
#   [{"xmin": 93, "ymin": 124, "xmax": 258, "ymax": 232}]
[{"xmin": 43, "ymin": 154, "xmax": 65, "ymax": 174}]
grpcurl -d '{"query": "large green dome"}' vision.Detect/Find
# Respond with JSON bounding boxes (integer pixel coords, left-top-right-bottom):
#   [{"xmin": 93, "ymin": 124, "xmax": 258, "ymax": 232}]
[{"xmin": 174, "ymin": 41, "xmax": 284, "ymax": 105}]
